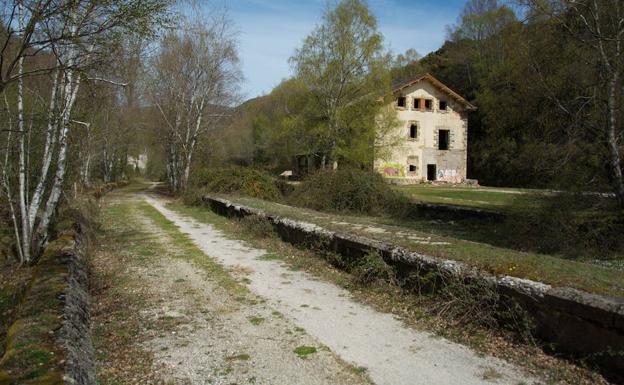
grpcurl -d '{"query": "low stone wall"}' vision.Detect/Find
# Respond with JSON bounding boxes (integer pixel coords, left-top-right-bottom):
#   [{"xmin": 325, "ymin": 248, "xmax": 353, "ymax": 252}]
[
  {"xmin": 0, "ymin": 232, "xmax": 95, "ymax": 385},
  {"xmin": 205, "ymin": 196, "xmax": 624, "ymax": 384}
]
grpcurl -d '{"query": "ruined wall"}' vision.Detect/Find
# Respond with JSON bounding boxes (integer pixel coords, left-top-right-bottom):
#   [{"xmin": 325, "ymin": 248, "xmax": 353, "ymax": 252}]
[{"xmin": 205, "ymin": 196, "xmax": 624, "ymax": 384}]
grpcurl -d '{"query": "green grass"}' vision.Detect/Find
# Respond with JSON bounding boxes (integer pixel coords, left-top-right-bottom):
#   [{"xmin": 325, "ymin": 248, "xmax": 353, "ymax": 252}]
[
  {"xmin": 248, "ymin": 316, "xmax": 265, "ymax": 325},
  {"xmin": 293, "ymin": 346, "xmax": 317, "ymax": 358},
  {"xmin": 393, "ymin": 184, "xmax": 544, "ymax": 212},
  {"xmin": 226, "ymin": 353, "xmax": 251, "ymax": 361},
  {"xmin": 186, "ymin": 195, "xmax": 624, "ymax": 298},
  {"xmin": 133, "ymin": 201, "xmax": 248, "ymax": 297}
]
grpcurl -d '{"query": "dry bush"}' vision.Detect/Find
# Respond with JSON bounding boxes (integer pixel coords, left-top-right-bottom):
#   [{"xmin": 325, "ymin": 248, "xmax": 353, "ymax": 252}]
[
  {"xmin": 188, "ymin": 166, "xmax": 281, "ymax": 202},
  {"xmin": 290, "ymin": 168, "xmax": 409, "ymax": 216}
]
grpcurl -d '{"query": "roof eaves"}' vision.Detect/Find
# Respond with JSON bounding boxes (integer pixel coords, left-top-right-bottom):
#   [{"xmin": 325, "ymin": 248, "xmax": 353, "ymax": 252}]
[{"xmin": 392, "ymin": 73, "xmax": 477, "ymax": 111}]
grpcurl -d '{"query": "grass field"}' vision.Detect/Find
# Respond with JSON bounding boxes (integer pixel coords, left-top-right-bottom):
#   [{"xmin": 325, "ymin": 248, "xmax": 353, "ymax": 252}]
[
  {"xmin": 205, "ymin": 194, "xmax": 624, "ymax": 298},
  {"xmin": 393, "ymin": 185, "xmax": 545, "ymax": 212}
]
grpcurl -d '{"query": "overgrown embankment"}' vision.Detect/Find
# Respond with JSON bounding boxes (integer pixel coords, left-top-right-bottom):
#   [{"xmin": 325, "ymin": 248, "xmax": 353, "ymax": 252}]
[
  {"xmin": 0, "ymin": 180, "xmax": 128, "ymax": 385},
  {"xmin": 0, "ymin": 228, "xmax": 94, "ymax": 385}
]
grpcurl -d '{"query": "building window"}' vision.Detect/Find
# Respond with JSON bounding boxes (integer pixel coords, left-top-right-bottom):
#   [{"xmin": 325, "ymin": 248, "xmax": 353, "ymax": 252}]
[
  {"xmin": 438, "ymin": 130, "xmax": 450, "ymax": 150},
  {"xmin": 424, "ymin": 99, "xmax": 433, "ymax": 110},
  {"xmin": 413, "ymin": 98, "xmax": 420, "ymax": 110},
  {"xmin": 439, "ymin": 100, "xmax": 448, "ymax": 111},
  {"xmin": 397, "ymin": 96, "xmax": 406, "ymax": 108},
  {"xmin": 409, "ymin": 123, "xmax": 418, "ymax": 139},
  {"xmin": 407, "ymin": 156, "xmax": 418, "ymax": 174}
]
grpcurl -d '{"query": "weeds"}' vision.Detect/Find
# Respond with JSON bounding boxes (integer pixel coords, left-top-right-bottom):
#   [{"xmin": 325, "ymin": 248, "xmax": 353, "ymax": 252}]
[
  {"xmin": 238, "ymin": 215, "xmax": 276, "ymax": 239},
  {"xmin": 293, "ymin": 346, "xmax": 317, "ymax": 358},
  {"xmin": 351, "ymin": 251, "xmax": 396, "ymax": 286}
]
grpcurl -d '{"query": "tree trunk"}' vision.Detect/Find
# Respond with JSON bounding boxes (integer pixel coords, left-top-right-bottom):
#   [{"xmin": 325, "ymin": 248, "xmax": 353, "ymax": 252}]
[
  {"xmin": 16, "ymin": 4, "xmax": 30, "ymax": 263},
  {"xmin": 606, "ymin": 72, "xmax": 624, "ymax": 208},
  {"xmin": 28, "ymin": 70, "xmax": 59, "ymax": 230},
  {"xmin": 36, "ymin": 65, "xmax": 82, "ymax": 252}
]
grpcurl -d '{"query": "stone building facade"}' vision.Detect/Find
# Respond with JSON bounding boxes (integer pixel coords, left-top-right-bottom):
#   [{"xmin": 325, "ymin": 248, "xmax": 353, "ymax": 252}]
[{"xmin": 376, "ymin": 74, "xmax": 476, "ymax": 184}]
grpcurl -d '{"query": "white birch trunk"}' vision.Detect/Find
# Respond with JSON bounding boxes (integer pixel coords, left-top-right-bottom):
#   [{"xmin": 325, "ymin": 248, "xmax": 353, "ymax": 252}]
[
  {"xmin": 16, "ymin": 3, "xmax": 31, "ymax": 263},
  {"xmin": 37, "ymin": 64, "xmax": 82, "ymax": 248}
]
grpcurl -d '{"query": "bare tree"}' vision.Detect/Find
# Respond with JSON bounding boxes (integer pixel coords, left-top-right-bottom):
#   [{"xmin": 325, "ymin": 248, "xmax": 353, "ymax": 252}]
[{"xmin": 148, "ymin": 10, "xmax": 241, "ymax": 191}]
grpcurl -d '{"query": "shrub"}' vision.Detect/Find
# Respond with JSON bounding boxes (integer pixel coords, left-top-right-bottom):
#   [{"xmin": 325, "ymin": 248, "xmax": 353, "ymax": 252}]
[
  {"xmin": 238, "ymin": 215, "xmax": 277, "ymax": 239},
  {"xmin": 289, "ymin": 168, "xmax": 409, "ymax": 216},
  {"xmin": 351, "ymin": 251, "xmax": 396, "ymax": 285},
  {"xmin": 187, "ymin": 166, "xmax": 281, "ymax": 202}
]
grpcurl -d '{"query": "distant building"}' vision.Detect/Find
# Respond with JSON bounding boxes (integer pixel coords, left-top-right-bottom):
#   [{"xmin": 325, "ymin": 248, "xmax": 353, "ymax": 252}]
[{"xmin": 376, "ymin": 73, "xmax": 476, "ymax": 184}]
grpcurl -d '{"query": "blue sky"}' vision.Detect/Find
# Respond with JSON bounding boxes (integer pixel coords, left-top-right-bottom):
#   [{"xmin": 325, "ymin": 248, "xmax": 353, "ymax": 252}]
[{"xmin": 226, "ymin": 0, "xmax": 467, "ymax": 99}]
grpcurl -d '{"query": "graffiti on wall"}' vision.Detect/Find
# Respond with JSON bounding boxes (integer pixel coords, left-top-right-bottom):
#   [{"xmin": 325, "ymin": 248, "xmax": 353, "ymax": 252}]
[
  {"xmin": 437, "ymin": 169, "xmax": 462, "ymax": 183},
  {"xmin": 381, "ymin": 164, "xmax": 406, "ymax": 179}
]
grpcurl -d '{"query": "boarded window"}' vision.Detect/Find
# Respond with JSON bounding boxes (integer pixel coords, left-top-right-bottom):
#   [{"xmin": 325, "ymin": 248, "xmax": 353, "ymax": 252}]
[
  {"xmin": 438, "ymin": 130, "xmax": 450, "ymax": 150},
  {"xmin": 409, "ymin": 123, "xmax": 418, "ymax": 139},
  {"xmin": 397, "ymin": 97, "xmax": 406, "ymax": 108},
  {"xmin": 439, "ymin": 100, "xmax": 448, "ymax": 111},
  {"xmin": 424, "ymin": 99, "xmax": 432, "ymax": 110}
]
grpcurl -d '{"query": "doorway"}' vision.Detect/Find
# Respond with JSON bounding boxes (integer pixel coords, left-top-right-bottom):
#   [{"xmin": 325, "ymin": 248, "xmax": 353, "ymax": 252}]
[{"xmin": 427, "ymin": 164, "xmax": 437, "ymax": 181}]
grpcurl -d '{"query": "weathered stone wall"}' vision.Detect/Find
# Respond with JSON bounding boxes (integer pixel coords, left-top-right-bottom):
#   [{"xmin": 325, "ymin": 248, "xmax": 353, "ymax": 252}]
[
  {"xmin": 0, "ymin": 230, "xmax": 95, "ymax": 385},
  {"xmin": 205, "ymin": 196, "xmax": 624, "ymax": 384}
]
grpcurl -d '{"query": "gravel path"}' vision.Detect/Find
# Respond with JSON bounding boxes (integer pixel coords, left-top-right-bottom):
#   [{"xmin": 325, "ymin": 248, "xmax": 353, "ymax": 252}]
[
  {"xmin": 102, "ymin": 194, "xmax": 370, "ymax": 385},
  {"xmin": 144, "ymin": 195, "xmax": 538, "ymax": 385}
]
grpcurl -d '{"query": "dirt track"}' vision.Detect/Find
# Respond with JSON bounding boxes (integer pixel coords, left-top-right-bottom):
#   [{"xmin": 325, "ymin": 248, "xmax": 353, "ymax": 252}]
[{"xmin": 141, "ymin": 194, "xmax": 537, "ymax": 385}]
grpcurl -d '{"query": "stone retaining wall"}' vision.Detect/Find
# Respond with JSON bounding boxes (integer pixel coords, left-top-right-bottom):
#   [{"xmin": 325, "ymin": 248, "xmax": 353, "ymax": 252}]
[
  {"xmin": 0, "ymin": 229, "xmax": 95, "ymax": 385},
  {"xmin": 205, "ymin": 196, "xmax": 624, "ymax": 384}
]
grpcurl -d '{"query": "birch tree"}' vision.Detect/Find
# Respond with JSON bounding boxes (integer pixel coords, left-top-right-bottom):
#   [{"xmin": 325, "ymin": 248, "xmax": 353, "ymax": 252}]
[
  {"xmin": 0, "ymin": 0, "xmax": 170, "ymax": 264},
  {"xmin": 289, "ymin": 0, "xmax": 396, "ymax": 169},
  {"xmin": 148, "ymin": 12, "xmax": 241, "ymax": 191}
]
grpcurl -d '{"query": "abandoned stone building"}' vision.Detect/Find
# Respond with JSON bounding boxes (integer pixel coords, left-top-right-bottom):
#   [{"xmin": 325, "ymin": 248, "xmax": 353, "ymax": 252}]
[{"xmin": 376, "ymin": 73, "xmax": 476, "ymax": 184}]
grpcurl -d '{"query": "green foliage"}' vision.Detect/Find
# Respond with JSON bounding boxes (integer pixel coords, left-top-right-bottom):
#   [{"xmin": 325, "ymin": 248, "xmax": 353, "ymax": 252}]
[
  {"xmin": 505, "ymin": 194, "xmax": 624, "ymax": 259},
  {"xmin": 186, "ymin": 166, "xmax": 281, "ymax": 202},
  {"xmin": 290, "ymin": 168, "xmax": 408, "ymax": 216},
  {"xmin": 420, "ymin": 0, "xmax": 618, "ymax": 191},
  {"xmin": 289, "ymin": 0, "xmax": 397, "ymax": 166}
]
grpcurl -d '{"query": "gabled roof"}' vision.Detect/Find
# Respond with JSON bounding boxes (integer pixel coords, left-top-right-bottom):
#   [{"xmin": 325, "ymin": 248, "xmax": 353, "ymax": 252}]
[{"xmin": 392, "ymin": 73, "xmax": 477, "ymax": 111}]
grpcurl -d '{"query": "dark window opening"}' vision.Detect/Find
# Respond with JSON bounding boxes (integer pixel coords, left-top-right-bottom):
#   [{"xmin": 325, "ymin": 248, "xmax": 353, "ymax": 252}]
[
  {"xmin": 427, "ymin": 164, "xmax": 437, "ymax": 181},
  {"xmin": 397, "ymin": 97, "xmax": 406, "ymax": 108},
  {"xmin": 439, "ymin": 100, "xmax": 448, "ymax": 111},
  {"xmin": 409, "ymin": 165, "xmax": 417, "ymax": 173},
  {"xmin": 424, "ymin": 99, "xmax": 432, "ymax": 110},
  {"xmin": 414, "ymin": 98, "xmax": 420, "ymax": 109},
  {"xmin": 438, "ymin": 130, "xmax": 450, "ymax": 150},
  {"xmin": 409, "ymin": 124, "xmax": 418, "ymax": 139}
]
